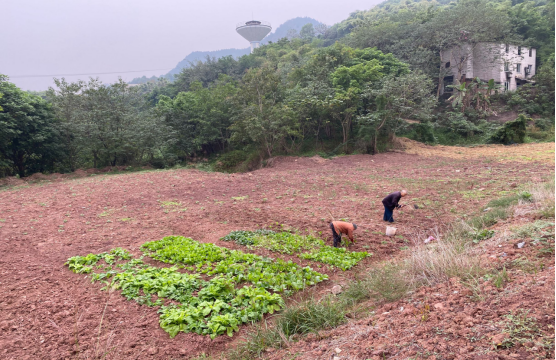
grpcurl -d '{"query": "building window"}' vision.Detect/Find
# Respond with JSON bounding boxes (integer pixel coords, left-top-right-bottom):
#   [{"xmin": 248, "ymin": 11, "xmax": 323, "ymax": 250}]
[
  {"xmin": 529, "ymin": 48, "xmax": 532, "ymax": 57},
  {"xmin": 518, "ymin": 46, "xmax": 522, "ymax": 55},
  {"xmin": 445, "ymin": 62, "xmax": 450, "ymax": 68},
  {"xmin": 516, "ymin": 64, "xmax": 521, "ymax": 73},
  {"xmin": 526, "ymin": 65, "xmax": 532, "ymax": 75},
  {"xmin": 504, "ymin": 81, "xmax": 510, "ymax": 91},
  {"xmin": 504, "ymin": 62, "xmax": 510, "ymax": 71},
  {"xmin": 505, "ymin": 44, "xmax": 509, "ymax": 53}
]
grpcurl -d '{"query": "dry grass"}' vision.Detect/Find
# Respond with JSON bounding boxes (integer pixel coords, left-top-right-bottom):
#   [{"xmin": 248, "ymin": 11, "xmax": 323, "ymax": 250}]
[
  {"xmin": 528, "ymin": 179, "xmax": 555, "ymax": 218},
  {"xmin": 404, "ymin": 223, "xmax": 484, "ymax": 286}
]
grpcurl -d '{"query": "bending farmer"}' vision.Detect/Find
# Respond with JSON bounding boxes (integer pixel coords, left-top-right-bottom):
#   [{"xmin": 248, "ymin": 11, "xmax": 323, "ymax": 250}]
[
  {"xmin": 382, "ymin": 190, "xmax": 407, "ymax": 223},
  {"xmin": 329, "ymin": 221, "xmax": 357, "ymax": 247}
]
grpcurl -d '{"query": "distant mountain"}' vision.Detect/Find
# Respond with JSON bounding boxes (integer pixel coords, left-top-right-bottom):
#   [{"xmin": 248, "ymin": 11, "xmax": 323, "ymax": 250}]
[{"xmin": 130, "ymin": 17, "xmax": 324, "ymax": 84}]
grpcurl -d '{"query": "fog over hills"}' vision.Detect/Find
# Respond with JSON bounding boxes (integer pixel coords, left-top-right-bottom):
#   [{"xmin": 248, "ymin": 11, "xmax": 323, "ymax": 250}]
[{"xmin": 130, "ymin": 17, "xmax": 323, "ymax": 84}]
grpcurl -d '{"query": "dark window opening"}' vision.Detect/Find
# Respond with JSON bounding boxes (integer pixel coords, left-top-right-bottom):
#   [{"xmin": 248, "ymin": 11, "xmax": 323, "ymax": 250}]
[
  {"xmin": 529, "ymin": 48, "xmax": 532, "ymax": 57},
  {"xmin": 516, "ymin": 64, "xmax": 521, "ymax": 73},
  {"xmin": 506, "ymin": 44, "xmax": 509, "ymax": 53},
  {"xmin": 445, "ymin": 62, "xmax": 450, "ymax": 68},
  {"xmin": 443, "ymin": 76, "xmax": 454, "ymax": 93},
  {"xmin": 518, "ymin": 46, "xmax": 522, "ymax": 55}
]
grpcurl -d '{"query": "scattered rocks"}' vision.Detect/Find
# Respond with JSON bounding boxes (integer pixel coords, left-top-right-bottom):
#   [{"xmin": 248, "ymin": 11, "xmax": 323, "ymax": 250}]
[{"xmin": 147, "ymin": 347, "xmax": 158, "ymax": 355}]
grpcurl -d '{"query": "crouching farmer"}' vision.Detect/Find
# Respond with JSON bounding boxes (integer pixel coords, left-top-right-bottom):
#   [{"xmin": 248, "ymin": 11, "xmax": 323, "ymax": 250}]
[
  {"xmin": 329, "ymin": 221, "xmax": 357, "ymax": 247},
  {"xmin": 382, "ymin": 190, "xmax": 407, "ymax": 223}
]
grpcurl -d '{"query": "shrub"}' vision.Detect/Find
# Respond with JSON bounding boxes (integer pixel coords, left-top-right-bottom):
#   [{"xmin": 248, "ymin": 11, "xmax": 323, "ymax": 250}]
[
  {"xmin": 489, "ymin": 114, "xmax": 528, "ymax": 144},
  {"xmin": 214, "ymin": 150, "xmax": 247, "ymax": 172},
  {"xmin": 413, "ymin": 122, "xmax": 437, "ymax": 144}
]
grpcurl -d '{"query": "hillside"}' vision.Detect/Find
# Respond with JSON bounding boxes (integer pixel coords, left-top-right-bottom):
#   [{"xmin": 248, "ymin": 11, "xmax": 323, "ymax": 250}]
[
  {"xmin": 0, "ymin": 143, "xmax": 553, "ymax": 359},
  {"xmin": 130, "ymin": 17, "xmax": 324, "ymax": 84}
]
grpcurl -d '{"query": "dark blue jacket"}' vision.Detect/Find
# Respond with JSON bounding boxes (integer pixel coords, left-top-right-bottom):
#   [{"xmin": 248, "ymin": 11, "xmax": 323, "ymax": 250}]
[{"xmin": 382, "ymin": 191, "xmax": 402, "ymax": 210}]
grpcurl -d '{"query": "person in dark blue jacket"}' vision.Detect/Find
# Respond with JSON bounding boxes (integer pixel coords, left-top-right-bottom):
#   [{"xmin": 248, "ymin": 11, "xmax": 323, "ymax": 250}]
[{"xmin": 382, "ymin": 190, "xmax": 407, "ymax": 223}]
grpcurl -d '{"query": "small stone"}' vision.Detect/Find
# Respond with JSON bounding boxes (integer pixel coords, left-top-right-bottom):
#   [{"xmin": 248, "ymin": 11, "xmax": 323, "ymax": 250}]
[
  {"xmin": 517, "ymin": 242, "xmax": 525, "ymax": 249},
  {"xmin": 333, "ymin": 357, "xmax": 340, "ymax": 360},
  {"xmin": 433, "ymin": 303, "xmax": 445, "ymax": 311},
  {"xmin": 147, "ymin": 347, "xmax": 158, "ymax": 355},
  {"xmin": 331, "ymin": 285, "xmax": 342, "ymax": 295},
  {"xmin": 335, "ymin": 347, "xmax": 342, "ymax": 354}
]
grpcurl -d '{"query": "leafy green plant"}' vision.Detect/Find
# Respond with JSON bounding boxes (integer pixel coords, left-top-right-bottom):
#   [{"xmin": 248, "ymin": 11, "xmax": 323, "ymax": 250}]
[
  {"xmin": 298, "ymin": 246, "xmax": 369, "ymax": 270},
  {"xmin": 472, "ymin": 229, "xmax": 495, "ymax": 243},
  {"xmin": 65, "ymin": 237, "xmax": 329, "ymax": 339},
  {"xmin": 518, "ymin": 191, "xmax": 533, "ymax": 202},
  {"xmin": 221, "ymin": 230, "xmax": 322, "ymax": 254},
  {"xmin": 489, "ymin": 115, "xmax": 528, "ymax": 144}
]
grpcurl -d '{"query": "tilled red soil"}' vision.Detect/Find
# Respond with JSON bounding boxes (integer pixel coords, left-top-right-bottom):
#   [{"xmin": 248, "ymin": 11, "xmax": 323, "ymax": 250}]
[
  {"xmin": 266, "ymin": 214, "xmax": 555, "ymax": 360},
  {"xmin": 0, "ymin": 151, "xmax": 553, "ymax": 359}
]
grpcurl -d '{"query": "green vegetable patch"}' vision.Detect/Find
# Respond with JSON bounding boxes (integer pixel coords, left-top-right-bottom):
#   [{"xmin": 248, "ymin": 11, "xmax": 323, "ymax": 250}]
[
  {"xmin": 64, "ymin": 236, "xmax": 328, "ymax": 339},
  {"xmin": 221, "ymin": 229, "xmax": 321, "ymax": 254},
  {"xmin": 298, "ymin": 247, "xmax": 369, "ymax": 271},
  {"xmin": 221, "ymin": 230, "xmax": 370, "ymax": 270}
]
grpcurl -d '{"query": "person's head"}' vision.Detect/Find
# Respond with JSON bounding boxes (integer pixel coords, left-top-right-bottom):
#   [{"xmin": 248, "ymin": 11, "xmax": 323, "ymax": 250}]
[
  {"xmin": 352, "ymin": 223, "xmax": 358, "ymax": 230},
  {"xmin": 401, "ymin": 190, "xmax": 408, "ymax": 197}
]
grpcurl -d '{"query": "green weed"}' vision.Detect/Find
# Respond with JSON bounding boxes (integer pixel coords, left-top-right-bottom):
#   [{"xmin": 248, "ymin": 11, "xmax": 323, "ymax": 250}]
[{"xmin": 500, "ymin": 310, "xmax": 543, "ymax": 349}]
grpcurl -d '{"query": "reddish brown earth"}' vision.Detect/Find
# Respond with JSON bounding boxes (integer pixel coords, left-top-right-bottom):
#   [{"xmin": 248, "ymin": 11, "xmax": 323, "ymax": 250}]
[
  {"xmin": 266, "ymin": 214, "xmax": 555, "ymax": 360},
  {"xmin": 0, "ymin": 144, "xmax": 553, "ymax": 359}
]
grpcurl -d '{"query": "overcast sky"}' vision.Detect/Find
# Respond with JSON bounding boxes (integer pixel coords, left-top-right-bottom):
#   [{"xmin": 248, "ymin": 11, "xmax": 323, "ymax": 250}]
[{"xmin": 3, "ymin": 0, "xmax": 383, "ymax": 91}]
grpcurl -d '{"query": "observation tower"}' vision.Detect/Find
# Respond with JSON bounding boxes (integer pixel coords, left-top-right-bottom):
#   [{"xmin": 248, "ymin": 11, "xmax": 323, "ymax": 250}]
[{"xmin": 236, "ymin": 20, "xmax": 272, "ymax": 53}]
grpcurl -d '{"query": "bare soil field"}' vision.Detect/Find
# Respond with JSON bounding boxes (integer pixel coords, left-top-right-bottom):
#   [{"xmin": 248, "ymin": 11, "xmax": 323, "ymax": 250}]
[{"xmin": 0, "ymin": 142, "xmax": 554, "ymax": 359}]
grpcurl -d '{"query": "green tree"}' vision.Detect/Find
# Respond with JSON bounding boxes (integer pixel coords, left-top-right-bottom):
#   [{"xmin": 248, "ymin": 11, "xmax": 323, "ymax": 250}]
[
  {"xmin": 358, "ymin": 72, "xmax": 436, "ymax": 154},
  {"xmin": 0, "ymin": 75, "xmax": 62, "ymax": 177},
  {"xmin": 47, "ymin": 78, "xmax": 86, "ymax": 171},
  {"xmin": 300, "ymin": 23, "xmax": 315, "ymax": 41},
  {"xmin": 231, "ymin": 66, "xmax": 299, "ymax": 159},
  {"xmin": 156, "ymin": 75, "xmax": 237, "ymax": 159}
]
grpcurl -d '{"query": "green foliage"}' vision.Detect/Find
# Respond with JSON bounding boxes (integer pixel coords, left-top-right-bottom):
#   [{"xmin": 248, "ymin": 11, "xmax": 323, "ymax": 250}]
[
  {"xmin": 472, "ymin": 229, "xmax": 495, "ymax": 243},
  {"xmin": 489, "ymin": 115, "xmax": 528, "ymax": 144},
  {"xmin": 487, "ymin": 194, "xmax": 519, "ymax": 208},
  {"xmin": 0, "ymin": 75, "xmax": 62, "ymax": 177},
  {"xmin": 468, "ymin": 207, "xmax": 508, "ymax": 229},
  {"xmin": 500, "ymin": 310, "xmax": 544, "ymax": 349},
  {"xmin": 228, "ymin": 296, "xmax": 348, "ymax": 360},
  {"xmin": 65, "ymin": 238, "xmax": 330, "ymax": 339},
  {"xmin": 222, "ymin": 229, "xmax": 322, "ymax": 254},
  {"xmin": 298, "ymin": 246, "xmax": 369, "ymax": 271},
  {"xmin": 214, "ymin": 150, "xmax": 248, "ymax": 172},
  {"xmin": 413, "ymin": 122, "xmax": 437, "ymax": 144},
  {"xmin": 222, "ymin": 229, "xmax": 369, "ymax": 270}
]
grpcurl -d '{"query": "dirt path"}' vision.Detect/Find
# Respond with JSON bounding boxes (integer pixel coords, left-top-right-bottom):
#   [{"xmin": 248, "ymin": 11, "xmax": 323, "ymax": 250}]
[{"xmin": 0, "ymin": 144, "xmax": 553, "ymax": 359}]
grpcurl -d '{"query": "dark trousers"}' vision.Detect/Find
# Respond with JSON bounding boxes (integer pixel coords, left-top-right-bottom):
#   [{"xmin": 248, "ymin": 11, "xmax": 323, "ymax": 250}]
[
  {"xmin": 383, "ymin": 205, "xmax": 394, "ymax": 223},
  {"xmin": 330, "ymin": 223, "xmax": 342, "ymax": 247}
]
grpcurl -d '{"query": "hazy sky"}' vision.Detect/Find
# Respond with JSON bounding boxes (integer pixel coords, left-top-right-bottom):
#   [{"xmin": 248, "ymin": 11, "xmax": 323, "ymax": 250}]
[{"xmin": 3, "ymin": 0, "xmax": 383, "ymax": 91}]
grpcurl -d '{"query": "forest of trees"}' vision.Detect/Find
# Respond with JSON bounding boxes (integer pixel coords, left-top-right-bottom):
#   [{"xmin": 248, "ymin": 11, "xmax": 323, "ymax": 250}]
[{"xmin": 1, "ymin": 0, "xmax": 554, "ymax": 178}]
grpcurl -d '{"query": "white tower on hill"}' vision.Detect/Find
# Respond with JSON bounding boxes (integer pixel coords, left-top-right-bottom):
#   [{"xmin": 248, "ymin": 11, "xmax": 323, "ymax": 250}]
[{"xmin": 236, "ymin": 20, "xmax": 272, "ymax": 53}]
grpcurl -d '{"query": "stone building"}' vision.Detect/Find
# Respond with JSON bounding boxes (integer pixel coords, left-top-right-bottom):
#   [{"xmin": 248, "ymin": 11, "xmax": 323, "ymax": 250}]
[{"xmin": 441, "ymin": 43, "xmax": 536, "ymax": 94}]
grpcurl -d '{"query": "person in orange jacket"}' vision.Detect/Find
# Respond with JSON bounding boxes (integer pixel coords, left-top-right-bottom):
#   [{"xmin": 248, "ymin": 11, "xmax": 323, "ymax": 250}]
[{"xmin": 329, "ymin": 221, "xmax": 358, "ymax": 247}]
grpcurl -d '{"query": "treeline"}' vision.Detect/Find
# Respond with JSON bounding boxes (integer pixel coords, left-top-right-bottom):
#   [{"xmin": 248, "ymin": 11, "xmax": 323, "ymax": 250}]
[{"xmin": 0, "ymin": 0, "xmax": 554, "ymax": 178}]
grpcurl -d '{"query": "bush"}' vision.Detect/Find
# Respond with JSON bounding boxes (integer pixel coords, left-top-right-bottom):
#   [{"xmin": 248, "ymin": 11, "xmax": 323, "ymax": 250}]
[
  {"xmin": 489, "ymin": 114, "xmax": 528, "ymax": 144},
  {"xmin": 214, "ymin": 150, "xmax": 248, "ymax": 172},
  {"xmin": 413, "ymin": 122, "xmax": 437, "ymax": 144}
]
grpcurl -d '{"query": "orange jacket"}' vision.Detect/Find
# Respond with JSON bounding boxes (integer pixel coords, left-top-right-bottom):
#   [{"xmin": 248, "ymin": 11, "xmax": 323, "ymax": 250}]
[{"xmin": 332, "ymin": 221, "xmax": 355, "ymax": 241}]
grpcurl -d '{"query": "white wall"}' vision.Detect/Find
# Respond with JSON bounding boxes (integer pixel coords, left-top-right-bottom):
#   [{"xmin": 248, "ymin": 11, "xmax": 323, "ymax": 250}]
[{"xmin": 441, "ymin": 43, "xmax": 536, "ymax": 92}]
